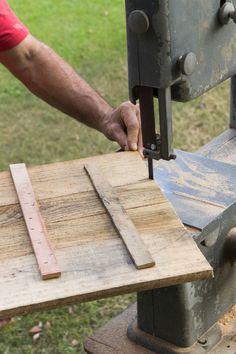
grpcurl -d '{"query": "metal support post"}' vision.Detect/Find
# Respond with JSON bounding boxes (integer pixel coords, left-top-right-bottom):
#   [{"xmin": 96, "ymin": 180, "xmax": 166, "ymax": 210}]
[{"xmin": 230, "ymin": 75, "xmax": 236, "ymax": 129}]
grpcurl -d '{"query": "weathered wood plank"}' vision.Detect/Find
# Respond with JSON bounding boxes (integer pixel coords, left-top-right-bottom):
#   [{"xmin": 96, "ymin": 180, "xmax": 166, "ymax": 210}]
[
  {"xmin": 0, "ymin": 152, "xmax": 147, "ymax": 207},
  {"xmin": 0, "ymin": 180, "xmax": 169, "ymax": 261},
  {"xmin": 85, "ymin": 163, "xmax": 155, "ymax": 270},
  {"xmin": 0, "ymin": 152, "xmax": 213, "ymax": 319},
  {"xmin": 10, "ymin": 163, "xmax": 61, "ymax": 280}
]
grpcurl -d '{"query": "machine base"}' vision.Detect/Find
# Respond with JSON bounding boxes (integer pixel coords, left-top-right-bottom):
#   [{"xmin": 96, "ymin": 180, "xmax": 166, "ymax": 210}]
[
  {"xmin": 127, "ymin": 321, "xmax": 221, "ymax": 354},
  {"xmin": 85, "ymin": 303, "xmax": 236, "ymax": 354}
]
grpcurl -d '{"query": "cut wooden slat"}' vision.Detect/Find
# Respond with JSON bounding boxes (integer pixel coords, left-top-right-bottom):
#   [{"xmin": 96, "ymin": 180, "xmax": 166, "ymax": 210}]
[
  {"xmin": 10, "ymin": 163, "xmax": 61, "ymax": 280},
  {"xmin": 84, "ymin": 163, "xmax": 155, "ymax": 270}
]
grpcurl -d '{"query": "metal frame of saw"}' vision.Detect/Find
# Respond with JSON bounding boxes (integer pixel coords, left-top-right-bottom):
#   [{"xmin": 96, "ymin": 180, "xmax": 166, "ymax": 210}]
[{"xmin": 124, "ymin": 1, "xmax": 236, "ymax": 352}]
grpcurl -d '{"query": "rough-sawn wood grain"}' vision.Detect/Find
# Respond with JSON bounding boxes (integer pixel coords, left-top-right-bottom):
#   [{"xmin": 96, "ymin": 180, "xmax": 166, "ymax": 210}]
[
  {"xmin": 10, "ymin": 163, "xmax": 61, "ymax": 280},
  {"xmin": 84, "ymin": 163, "xmax": 155, "ymax": 270},
  {"xmin": 0, "ymin": 152, "xmax": 213, "ymax": 319}
]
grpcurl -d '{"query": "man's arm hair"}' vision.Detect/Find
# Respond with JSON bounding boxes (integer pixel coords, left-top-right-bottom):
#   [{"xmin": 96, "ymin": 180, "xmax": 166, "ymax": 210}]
[
  {"xmin": 0, "ymin": 34, "xmax": 142, "ymax": 152},
  {"xmin": 0, "ymin": 34, "xmax": 113, "ymax": 133},
  {"xmin": 0, "ymin": 34, "xmax": 142, "ymax": 151}
]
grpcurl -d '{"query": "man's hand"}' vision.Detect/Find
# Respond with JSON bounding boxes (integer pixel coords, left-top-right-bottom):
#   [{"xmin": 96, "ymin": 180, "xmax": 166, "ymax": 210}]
[
  {"xmin": 102, "ymin": 102, "xmax": 143, "ymax": 154},
  {"xmin": 0, "ymin": 35, "xmax": 142, "ymax": 153}
]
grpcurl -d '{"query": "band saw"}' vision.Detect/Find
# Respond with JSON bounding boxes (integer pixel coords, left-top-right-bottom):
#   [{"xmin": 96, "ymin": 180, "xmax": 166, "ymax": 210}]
[{"xmin": 85, "ymin": 1, "xmax": 236, "ymax": 353}]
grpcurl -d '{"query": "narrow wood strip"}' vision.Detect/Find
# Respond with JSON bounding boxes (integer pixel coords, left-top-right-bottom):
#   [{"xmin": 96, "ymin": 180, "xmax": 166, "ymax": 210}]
[
  {"xmin": 9, "ymin": 163, "xmax": 61, "ymax": 280},
  {"xmin": 84, "ymin": 163, "xmax": 155, "ymax": 270}
]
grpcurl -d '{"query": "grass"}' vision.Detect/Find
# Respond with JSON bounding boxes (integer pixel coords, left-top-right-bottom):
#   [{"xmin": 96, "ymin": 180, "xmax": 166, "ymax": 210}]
[
  {"xmin": 0, "ymin": 0, "xmax": 231, "ymax": 353},
  {"xmin": 0, "ymin": 296, "xmax": 135, "ymax": 354}
]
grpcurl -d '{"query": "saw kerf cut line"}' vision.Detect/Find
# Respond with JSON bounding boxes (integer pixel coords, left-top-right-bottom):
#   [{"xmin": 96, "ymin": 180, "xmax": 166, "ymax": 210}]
[
  {"xmin": 10, "ymin": 163, "xmax": 61, "ymax": 280},
  {"xmin": 84, "ymin": 163, "xmax": 155, "ymax": 270}
]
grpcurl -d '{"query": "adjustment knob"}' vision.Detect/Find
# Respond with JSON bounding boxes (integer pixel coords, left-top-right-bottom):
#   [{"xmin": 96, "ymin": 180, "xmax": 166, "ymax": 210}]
[
  {"xmin": 178, "ymin": 52, "xmax": 198, "ymax": 76},
  {"xmin": 219, "ymin": 2, "xmax": 236, "ymax": 25},
  {"xmin": 128, "ymin": 10, "xmax": 150, "ymax": 34}
]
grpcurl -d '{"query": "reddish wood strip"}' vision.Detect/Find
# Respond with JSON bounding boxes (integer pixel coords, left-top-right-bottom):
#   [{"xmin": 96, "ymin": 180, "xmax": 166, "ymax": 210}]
[
  {"xmin": 84, "ymin": 163, "xmax": 155, "ymax": 270},
  {"xmin": 10, "ymin": 163, "xmax": 61, "ymax": 280}
]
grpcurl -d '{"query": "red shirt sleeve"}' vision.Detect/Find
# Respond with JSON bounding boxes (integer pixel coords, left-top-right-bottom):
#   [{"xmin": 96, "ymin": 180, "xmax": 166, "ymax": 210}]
[{"xmin": 0, "ymin": 0, "xmax": 29, "ymax": 51}]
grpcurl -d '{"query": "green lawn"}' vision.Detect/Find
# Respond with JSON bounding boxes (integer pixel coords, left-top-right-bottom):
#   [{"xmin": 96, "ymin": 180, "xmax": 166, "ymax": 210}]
[{"xmin": 0, "ymin": 1, "xmax": 231, "ymax": 353}]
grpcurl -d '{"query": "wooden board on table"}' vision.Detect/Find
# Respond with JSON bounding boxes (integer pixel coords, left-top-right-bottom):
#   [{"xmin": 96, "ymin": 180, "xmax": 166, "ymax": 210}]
[
  {"xmin": 0, "ymin": 152, "xmax": 212, "ymax": 319},
  {"xmin": 84, "ymin": 163, "xmax": 155, "ymax": 270},
  {"xmin": 10, "ymin": 163, "xmax": 61, "ymax": 280}
]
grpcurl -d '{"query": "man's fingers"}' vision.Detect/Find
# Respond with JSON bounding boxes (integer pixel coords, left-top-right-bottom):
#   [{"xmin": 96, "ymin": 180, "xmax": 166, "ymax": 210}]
[
  {"xmin": 113, "ymin": 128, "xmax": 128, "ymax": 151},
  {"xmin": 104, "ymin": 101, "xmax": 142, "ymax": 153},
  {"xmin": 121, "ymin": 102, "xmax": 140, "ymax": 151}
]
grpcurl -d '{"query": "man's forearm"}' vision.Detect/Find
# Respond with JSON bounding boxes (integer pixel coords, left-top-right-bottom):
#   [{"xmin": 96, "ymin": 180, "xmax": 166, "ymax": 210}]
[
  {"xmin": 0, "ymin": 34, "xmax": 142, "ymax": 151},
  {"xmin": 0, "ymin": 35, "xmax": 112, "ymax": 133}
]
